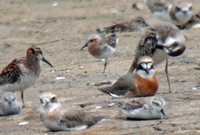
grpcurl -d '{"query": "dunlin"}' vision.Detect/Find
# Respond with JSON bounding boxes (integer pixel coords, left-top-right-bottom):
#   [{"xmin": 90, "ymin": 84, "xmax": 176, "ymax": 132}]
[{"xmin": 0, "ymin": 47, "xmax": 53, "ymax": 108}]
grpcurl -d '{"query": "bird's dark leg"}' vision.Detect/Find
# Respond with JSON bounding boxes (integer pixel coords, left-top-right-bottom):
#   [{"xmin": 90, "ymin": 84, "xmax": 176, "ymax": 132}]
[
  {"xmin": 165, "ymin": 58, "xmax": 171, "ymax": 93},
  {"xmin": 21, "ymin": 91, "xmax": 25, "ymax": 108},
  {"xmin": 103, "ymin": 58, "xmax": 108, "ymax": 73}
]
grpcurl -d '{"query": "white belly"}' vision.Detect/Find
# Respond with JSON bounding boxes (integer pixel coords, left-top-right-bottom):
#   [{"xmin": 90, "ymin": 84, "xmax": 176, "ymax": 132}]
[
  {"xmin": 98, "ymin": 45, "xmax": 116, "ymax": 59},
  {"xmin": 0, "ymin": 74, "xmax": 38, "ymax": 92}
]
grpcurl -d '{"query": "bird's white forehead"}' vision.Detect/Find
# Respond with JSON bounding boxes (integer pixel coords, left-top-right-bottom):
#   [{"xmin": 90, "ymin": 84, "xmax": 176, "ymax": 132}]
[
  {"xmin": 176, "ymin": 2, "xmax": 192, "ymax": 9},
  {"xmin": 138, "ymin": 57, "xmax": 153, "ymax": 64},
  {"xmin": 141, "ymin": 62, "xmax": 153, "ymax": 69},
  {"xmin": 40, "ymin": 93, "xmax": 56, "ymax": 99}
]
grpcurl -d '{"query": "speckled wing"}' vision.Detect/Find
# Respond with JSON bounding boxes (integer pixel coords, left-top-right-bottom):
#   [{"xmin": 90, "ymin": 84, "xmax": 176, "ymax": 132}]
[
  {"xmin": 121, "ymin": 99, "xmax": 146, "ymax": 111},
  {"xmin": 58, "ymin": 110, "xmax": 102, "ymax": 130},
  {"xmin": 104, "ymin": 33, "xmax": 118, "ymax": 48},
  {"xmin": 136, "ymin": 29, "xmax": 158, "ymax": 57},
  {"xmin": 0, "ymin": 58, "xmax": 23, "ymax": 86}
]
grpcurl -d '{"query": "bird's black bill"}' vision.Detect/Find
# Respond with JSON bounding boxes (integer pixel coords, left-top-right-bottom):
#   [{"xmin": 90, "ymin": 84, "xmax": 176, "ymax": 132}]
[
  {"xmin": 80, "ymin": 43, "xmax": 88, "ymax": 51},
  {"xmin": 42, "ymin": 57, "xmax": 53, "ymax": 68},
  {"xmin": 161, "ymin": 109, "xmax": 168, "ymax": 119}
]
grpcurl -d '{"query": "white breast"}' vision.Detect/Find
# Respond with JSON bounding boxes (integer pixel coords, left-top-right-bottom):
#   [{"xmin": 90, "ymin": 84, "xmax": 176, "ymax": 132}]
[{"xmin": 0, "ymin": 73, "xmax": 38, "ymax": 92}]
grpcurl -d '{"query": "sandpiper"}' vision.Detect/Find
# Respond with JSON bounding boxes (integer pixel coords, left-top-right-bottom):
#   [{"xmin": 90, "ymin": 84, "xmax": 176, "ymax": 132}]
[
  {"xmin": 128, "ymin": 23, "xmax": 186, "ymax": 93},
  {"xmin": 179, "ymin": 11, "xmax": 200, "ymax": 29},
  {"xmin": 98, "ymin": 56, "xmax": 158, "ymax": 97},
  {"xmin": 96, "ymin": 16, "xmax": 148, "ymax": 33},
  {"xmin": 146, "ymin": 0, "xmax": 193, "ymax": 26},
  {"xmin": 39, "ymin": 93, "xmax": 102, "ymax": 132},
  {"xmin": 0, "ymin": 92, "xmax": 21, "ymax": 116},
  {"xmin": 80, "ymin": 33, "xmax": 118, "ymax": 73},
  {"xmin": 120, "ymin": 96, "xmax": 167, "ymax": 120},
  {"xmin": 0, "ymin": 47, "xmax": 53, "ymax": 108}
]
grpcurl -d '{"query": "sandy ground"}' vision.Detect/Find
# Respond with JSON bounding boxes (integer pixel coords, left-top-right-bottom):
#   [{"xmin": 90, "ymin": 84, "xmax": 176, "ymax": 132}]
[{"xmin": 0, "ymin": 0, "xmax": 200, "ymax": 134}]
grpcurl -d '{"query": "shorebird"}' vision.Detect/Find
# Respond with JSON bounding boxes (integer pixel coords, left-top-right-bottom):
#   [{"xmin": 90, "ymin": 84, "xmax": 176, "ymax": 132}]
[
  {"xmin": 128, "ymin": 23, "xmax": 186, "ymax": 93},
  {"xmin": 39, "ymin": 93, "xmax": 102, "ymax": 132},
  {"xmin": 0, "ymin": 92, "xmax": 21, "ymax": 116},
  {"xmin": 0, "ymin": 47, "xmax": 53, "ymax": 108},
  {"xmin": 98, "ymin": 56, "xmax": 159, "ymax": 97},
  {"xmin": 80, "ymin": 33, "xmax": 118, "ymax": 73},
  {"xmin": 146, "ymin": 0, "xmax": 193, "ymax": 26},
  {"xmin": 178, "ymin": 11, "xmax": 200, "ymax": 29},
  {"xmin": 120, "ymin": 96, "xmax": 167, "ymax": 120},
  {"xmin": 96, "ymin": 16, "xmax": 148, "ymax": 33}
]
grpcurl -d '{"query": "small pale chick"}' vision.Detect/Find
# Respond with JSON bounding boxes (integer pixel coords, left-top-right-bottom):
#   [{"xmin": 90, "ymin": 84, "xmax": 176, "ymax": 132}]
[
  {"xmin": 128, "ymin": 23, "xmax": 186, "ymax": 93},
  {"xmin": 0, "ymin": 92, "xmax": 21, "ymax": 116},
  {"xmin": 80, "ymin": 33, "xmax": 118, "ymax": 73},
  {"xmin": 0, "ymin": 47, "xmax": 53, "ymax": 108},
  {"xmin": 96, "ymin": 16, "xmax": 149, "ymax": 33},
  {"xmin": 146, "ymin": 0, "xmax": 193, "ymax": 26},
  {"xmin": 120, "ymin": 96, "xmax": 167, "ymax": 120},
  {"xmin": 98, "ymin": 56, "xmax": 158, "ymax": 98},
  {"xmin": 39, "ymin": 93, "xmax": 102, "ymax": 132}
]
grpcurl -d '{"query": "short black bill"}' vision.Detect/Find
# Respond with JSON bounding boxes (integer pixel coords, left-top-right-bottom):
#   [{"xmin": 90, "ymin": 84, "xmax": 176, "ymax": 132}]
[{"xmin": 80, "ymin": 43, "xmax": 88, "ymax": 51}]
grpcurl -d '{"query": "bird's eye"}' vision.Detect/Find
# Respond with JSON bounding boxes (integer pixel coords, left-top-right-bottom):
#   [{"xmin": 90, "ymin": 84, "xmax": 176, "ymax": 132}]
[
  {"xmin": 51, "ymin": 96, "xmax": 57, "ymax": 102},
  {"xmin": 40, "ymin": 98, "xmax": 43, "ymax": 103},
  {"xmin": 175, "ymin": 7, "xmax": 181, "ymax": 12}
]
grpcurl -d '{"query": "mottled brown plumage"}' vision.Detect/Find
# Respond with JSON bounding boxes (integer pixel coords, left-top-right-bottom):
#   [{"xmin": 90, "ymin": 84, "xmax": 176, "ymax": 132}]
[
  {"xmin": 96, "ymin": 17, "xmax": 148, "ymax": 33},
  {"xmin": 0, "ymin": 47, "xmax": 53, "ymax": 108}
]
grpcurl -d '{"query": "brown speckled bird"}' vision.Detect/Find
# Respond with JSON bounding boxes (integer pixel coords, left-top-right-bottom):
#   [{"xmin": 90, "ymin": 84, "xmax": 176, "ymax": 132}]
[{"xmin": 0, "ymin": 47, "xmax": 53, "ymax": 108}]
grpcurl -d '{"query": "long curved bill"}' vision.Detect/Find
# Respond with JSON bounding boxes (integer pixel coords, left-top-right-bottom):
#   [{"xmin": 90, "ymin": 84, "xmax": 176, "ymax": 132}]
[{"xmin": 42, "ymin": 57, "xmax": 53, "ymax": 68}]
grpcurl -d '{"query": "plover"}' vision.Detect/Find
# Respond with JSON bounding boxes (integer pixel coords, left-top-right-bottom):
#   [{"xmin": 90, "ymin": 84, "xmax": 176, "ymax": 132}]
[
  {"xmin": 0, "ymin": 92, "xmax": 21, "ymax": 116},
  {"xmin": 96, "ymin": 16, "xmax": 148, "ymax": 33},
  {"xmin": 146, "ymin": 0, "xmax": 193, "ymax": 26},
  {"xmin": 80, "ymin": 33, "xmax": 118, "ymax": 73},
  {"xmin": 98, "ymin": 56, "xmax": 158, "ymax": 97},
  {"xmin": 128, "ymin": 23, "xmax": 186, "ymax": 93},
  {"xmin": 0, "ymin": 47, "xmax": 53, "ymax": 108},
  {"xmin": 39, "ymin": 93, "xmax": 102, "ymax": 132},
  {"xmin": 120, "ymin": 96, "xmax": 167, "ymax": 120}
]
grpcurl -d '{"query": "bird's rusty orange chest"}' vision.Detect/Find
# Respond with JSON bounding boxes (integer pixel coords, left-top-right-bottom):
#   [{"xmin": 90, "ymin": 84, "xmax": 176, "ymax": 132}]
[
  {"xmin": 88, "ymin": 40, "xmax": 102, "ymax": 57},
  {"xmin": 134, "ymin": 74, "xmax": 158, "ymax": 96}
]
